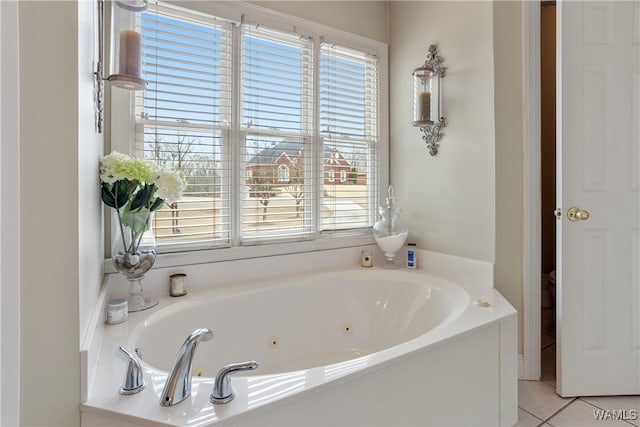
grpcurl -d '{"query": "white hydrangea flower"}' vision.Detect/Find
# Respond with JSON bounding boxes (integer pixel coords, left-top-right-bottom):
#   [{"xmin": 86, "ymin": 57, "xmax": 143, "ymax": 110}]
[
  {"xmin": 99, "ymin": 151, "xmax": 131, "ymax": 184},
  {"xmin": 153, "ymin": 166, "xmax": 187, "ymax": 203}
]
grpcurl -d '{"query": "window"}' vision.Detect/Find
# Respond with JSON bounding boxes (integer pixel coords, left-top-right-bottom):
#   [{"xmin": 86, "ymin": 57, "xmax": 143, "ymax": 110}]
[
  {"xmin": 320, "ymin": 43, "xmax": 378, "ymax": 231},
  {"xmin": 278, "ymin": 164, "xmax": 290, "ymax": 183},
  {"xmin": 239, "ymin": 23, "xmax": 314, "ymax": 243},
  {"xmin": 120, "ymin": 1, "xmax": 387, "ymax": 254},
  {"xmin": 137, "ymin": 2, "xmax": 232, "ymax": 249}
]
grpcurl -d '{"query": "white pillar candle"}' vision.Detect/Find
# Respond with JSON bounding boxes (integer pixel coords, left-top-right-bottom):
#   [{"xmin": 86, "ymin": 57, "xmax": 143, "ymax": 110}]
[{"xmin": 119, "ymin": 29, "xmax": 142, "ymax": 76}]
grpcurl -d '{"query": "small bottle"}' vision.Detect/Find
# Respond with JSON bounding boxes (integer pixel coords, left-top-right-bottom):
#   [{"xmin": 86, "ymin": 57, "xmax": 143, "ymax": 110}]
[{"xmin": 407, "ymin": 243, "xmax": 417, "ymax": 269}]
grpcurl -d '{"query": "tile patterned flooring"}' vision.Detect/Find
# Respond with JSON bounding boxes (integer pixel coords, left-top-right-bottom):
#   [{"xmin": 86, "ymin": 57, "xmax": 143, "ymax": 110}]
[{"xmin": 517, "ymin": 322, "xmax": 640, "ymax": 427}]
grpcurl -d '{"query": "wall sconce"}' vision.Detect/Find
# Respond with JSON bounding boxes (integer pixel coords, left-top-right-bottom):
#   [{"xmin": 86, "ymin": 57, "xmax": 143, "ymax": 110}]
[
  {"xmin": 95, "ymin": 0, "xmax": 148, "ymax": 133},
  {"xmin": 412, "ymin": 44, "xmax": 446, "ymax": 156}
]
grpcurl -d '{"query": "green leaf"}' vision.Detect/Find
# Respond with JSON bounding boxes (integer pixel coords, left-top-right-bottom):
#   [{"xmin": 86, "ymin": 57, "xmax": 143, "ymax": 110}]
[
  {"xmin": 130, "ymin": 184, "xmax": 152, "ymax": 211},
  {"xmin": 101, "ymin": 183, "xmax": 116, "ymax": 208},
  {"xmin": 120, "ymin": 209, "xmax": 150, "ymax": 234},
  {"xmin": 115, "ymin": 180, "xmax": 130, "ymax": 209},
  {"xmin": 150, "ymin": 197, "xmax": 164, "ymax": 212}
]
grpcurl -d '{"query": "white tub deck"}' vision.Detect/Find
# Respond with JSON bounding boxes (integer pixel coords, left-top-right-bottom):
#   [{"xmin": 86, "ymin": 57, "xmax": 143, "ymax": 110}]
[{"xmin": 81, "ymin": 248, "xmax": 517, "ymax": 426}]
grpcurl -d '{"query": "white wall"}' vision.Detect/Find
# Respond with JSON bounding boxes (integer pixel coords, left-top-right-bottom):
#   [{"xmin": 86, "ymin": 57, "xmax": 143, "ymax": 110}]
[
  {"xmin": 493, "ymin": 1, "xmax": 525, "ymax": 354},
  {"xmin": 250, "ymin": 1, "xmax": 388, "ymax": 43},
  {"xmin": 0, "ymin": 1, "xmax": 21, "ymax": 424},
  {"xmin": 389, "ymin": 1, "xmax": 496, "ymax": 263},
  {"xmin": 19, "ymin": 1, "xmax": 104, "ymax": 425}
]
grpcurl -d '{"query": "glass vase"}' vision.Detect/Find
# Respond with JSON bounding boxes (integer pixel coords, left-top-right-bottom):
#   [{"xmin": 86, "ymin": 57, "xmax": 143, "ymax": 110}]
[{"xmin": 112, "ymin": 211, "xmax": 158, "ymax": 312}]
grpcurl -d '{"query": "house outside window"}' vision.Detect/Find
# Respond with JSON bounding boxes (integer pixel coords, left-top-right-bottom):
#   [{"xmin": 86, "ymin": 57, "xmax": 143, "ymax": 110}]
[{"xmin": 112, "ymin": 1, "xmax": 389, "ymax": 259}]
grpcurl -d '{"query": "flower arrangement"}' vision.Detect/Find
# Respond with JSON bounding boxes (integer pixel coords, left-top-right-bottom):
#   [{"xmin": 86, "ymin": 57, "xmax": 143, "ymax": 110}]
[{"xmin": 100, "ymin": 151, "xmax": 187, "ymax": 254}]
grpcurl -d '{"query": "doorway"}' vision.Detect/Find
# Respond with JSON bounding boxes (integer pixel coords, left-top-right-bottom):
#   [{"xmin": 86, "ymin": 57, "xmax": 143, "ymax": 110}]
[
  {"xmin": 540, "ymin": 1, "xmax": 556, "ymax": 386},
  {"xmin": 525, "ymin": 0, "xmax": 640, "ymax": 395}
]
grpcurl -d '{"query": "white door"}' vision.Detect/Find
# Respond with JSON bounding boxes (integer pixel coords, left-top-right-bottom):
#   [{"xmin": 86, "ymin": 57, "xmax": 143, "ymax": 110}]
[{"xmin": 558, "ymin": 0, "xmax": 640, "ymax": 397}]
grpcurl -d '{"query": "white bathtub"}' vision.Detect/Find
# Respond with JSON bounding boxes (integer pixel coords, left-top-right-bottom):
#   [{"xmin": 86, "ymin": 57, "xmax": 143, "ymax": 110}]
[
  {"xmin": 132, "ymin": 269, "xmax": 468, "ymax": 377},
  {"xmin": 82, "ymin": 259, "xmax": 517, "ymax": 426}
]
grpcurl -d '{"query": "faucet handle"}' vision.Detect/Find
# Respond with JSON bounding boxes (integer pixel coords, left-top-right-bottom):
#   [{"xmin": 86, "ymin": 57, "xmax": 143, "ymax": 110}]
[
  {"xmin": 210, "ymin": 361, "xmax": 258, "ymax": 404},
  {"xmin": 117, "ymin": 346, "xmax": 145, "ymax": 395}
]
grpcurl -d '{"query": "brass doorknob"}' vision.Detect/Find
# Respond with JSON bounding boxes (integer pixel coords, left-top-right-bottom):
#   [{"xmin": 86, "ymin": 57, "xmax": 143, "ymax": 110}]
[{"xmin": 567, "ymin": 207, "xmax": 590, "ymax": 221}]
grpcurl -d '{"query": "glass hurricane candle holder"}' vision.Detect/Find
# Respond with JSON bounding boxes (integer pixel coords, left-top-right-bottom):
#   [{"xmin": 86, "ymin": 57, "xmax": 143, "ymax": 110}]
[{"xmin": 373, "ymin": 186, "xmax": 408, "ymax": 269}]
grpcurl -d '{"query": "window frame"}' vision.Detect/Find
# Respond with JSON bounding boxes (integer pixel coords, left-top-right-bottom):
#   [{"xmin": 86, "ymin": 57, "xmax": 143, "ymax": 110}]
[
  {"xmin": 278, "ymin": 164, "xmax": 290, "ymax": 183},
  {"xmin": 108, "ymin": 1, "xmax": 388, "ymax": 270}
]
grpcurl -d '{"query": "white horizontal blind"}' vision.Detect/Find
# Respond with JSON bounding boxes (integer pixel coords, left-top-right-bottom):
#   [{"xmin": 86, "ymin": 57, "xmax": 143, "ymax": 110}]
[
  {"xmin": 239, "ymin": 24, "xmax": 315, "ymax": 243},
  {"xmin": 136, "ymin": 2, "xmax": 232, "ymax": 249},
  {"xmin": 320, "ymin": 42, "xmax": 378, "ymax": 232},
  {"xmin": 121, "ymin": 1, "xmax": 384, "ymax": 252}
]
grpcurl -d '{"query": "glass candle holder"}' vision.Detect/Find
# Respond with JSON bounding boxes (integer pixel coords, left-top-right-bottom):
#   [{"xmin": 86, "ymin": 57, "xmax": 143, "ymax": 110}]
[
  {"xmin": 108, "ymin": 0, "xmax": 147, "ymax": 90},
  {"xmin": 373, "ymin": 186, "xmax": 408, "ymax": 269},
  {"xmin": 412, "ymin": 66, "xmax": 441, "ymax": 126}
]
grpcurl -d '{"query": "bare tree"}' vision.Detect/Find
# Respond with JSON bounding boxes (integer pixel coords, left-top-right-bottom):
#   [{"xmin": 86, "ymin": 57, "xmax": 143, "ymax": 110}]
[
  {"xmin": 149, "ymin": 130, "xmax": 194, "ymax": 169},
  {"xmin": 281, "ymin": 156, "xmax": 305, "ymax": 218},
  {"xmin": 248, "ymin": 167, "xmax": 279, "ymax": 222},
  {"xmin": 170, "ymin": 130, "xmax": 194, "ymax": 169},
  {"xmin": 148, "ymin": 130, "xmax": 196, "ymax": 234},
  {"xmin": 188, "ymin": 155, "xmax": 221, "ymax": 196}
]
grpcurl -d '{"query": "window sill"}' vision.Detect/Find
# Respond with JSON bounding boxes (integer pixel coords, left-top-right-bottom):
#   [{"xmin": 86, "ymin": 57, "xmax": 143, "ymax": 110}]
[{"xmin": 104, "ymin": 234, "xmax": 376, "ymax": 274}]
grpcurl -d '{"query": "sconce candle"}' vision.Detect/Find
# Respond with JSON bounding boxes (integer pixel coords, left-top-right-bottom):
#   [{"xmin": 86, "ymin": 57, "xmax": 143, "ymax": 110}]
[
  {"xmin": 94, "ymin": 0, "xmax": 148, "ymax": 133},
  {"xmin": 418, "ymin": 91, "xmax": 431, "ymax": 123},
  {"xmin": 105, "ymin": 0, "xmax": 147, "ymax": 90},
  {"xmin": 119, "ymin": 29, "xmax": 142, "ymax": 77},
  {"xmin": 412, "ymin": 44, "xmax": 446, "ymax": 156}
]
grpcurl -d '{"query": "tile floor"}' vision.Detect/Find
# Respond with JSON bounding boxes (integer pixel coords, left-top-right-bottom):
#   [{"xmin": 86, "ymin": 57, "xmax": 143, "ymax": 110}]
[
  {"xmin": 518, "ymin": 362, "xmax": 640, "ymax": 426},
  {"xmin": 517, "ymin": 281, "xmax": 640, "ymax": 426}
]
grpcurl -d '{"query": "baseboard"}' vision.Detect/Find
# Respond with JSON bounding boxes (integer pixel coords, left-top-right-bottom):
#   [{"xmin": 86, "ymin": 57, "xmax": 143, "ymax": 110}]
[{"xmin": 80, "ymin": 278, "xmax": 108, "ymax": 403}]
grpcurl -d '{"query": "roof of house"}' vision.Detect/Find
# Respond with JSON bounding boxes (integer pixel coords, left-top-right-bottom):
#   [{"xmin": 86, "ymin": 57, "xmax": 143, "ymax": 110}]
[
  {"xmin": 249, "ymin": 138, "xmax": 303, "ymax": 164},
  {"xmin": 249, "ymin": 138, "xmax": 350, "ymax": 167}
]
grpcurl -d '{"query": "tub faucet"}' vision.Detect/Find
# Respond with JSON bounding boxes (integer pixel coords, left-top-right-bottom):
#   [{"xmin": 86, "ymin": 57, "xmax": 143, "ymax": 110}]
[{"xmin": 160, "ymin": 327, "xmax": 214, "ymax": 406}]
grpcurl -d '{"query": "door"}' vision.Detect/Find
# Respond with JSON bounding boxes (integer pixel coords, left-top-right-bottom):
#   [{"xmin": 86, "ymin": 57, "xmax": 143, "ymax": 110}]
[{"xmin": 558, "ymin": 1, "xmax": 640, "ymax": 396}]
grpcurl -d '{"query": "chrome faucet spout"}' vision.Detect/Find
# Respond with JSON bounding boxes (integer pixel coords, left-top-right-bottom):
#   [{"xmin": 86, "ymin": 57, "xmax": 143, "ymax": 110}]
[{"xmin": 160, "ymin": 327, "xmax": 213, "ymax": 406}]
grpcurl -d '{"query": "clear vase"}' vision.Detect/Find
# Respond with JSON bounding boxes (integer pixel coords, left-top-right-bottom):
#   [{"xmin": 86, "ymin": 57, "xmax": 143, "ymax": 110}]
[
  {"xmin": 112, "ymin": 211, "xmax": 158, "ymax": 312},
  {"xmin": 373, "ymin": 186, "xmax": 408, "ymax": 269}
]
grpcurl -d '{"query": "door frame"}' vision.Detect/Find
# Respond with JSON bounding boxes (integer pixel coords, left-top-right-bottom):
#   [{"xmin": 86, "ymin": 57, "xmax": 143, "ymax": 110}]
[{"xmin": 522, "ymin": 0, "xmax": 543, "ymax": 381}]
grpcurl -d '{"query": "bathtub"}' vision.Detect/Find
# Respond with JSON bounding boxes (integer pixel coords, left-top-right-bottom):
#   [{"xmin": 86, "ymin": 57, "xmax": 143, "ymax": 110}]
[{"xmin": 82, "ymin": 258, "xmax": 517, "ymax": 426}]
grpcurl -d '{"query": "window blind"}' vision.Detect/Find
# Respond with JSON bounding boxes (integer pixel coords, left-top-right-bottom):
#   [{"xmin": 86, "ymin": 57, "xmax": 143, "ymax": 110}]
[
  {"xmin": 239, "ymin": 24, "xmax": 315, "ymax": 243},
  {"xmin": 123, "ymin": 1, "xmax": 384, "ymax": 252},
  {"xmin": 319, "ymin": 43, "xmax": 378, "ymax": 232},
  {"xmin": 136, "ymin": 2, "xmax": 233, "ymax": 249}
]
